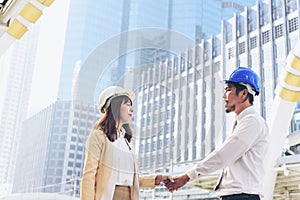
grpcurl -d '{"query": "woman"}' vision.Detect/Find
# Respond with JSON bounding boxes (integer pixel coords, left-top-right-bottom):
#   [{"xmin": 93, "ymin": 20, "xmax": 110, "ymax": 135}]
[{"xmin": 80, "ymin": 86, "xmax": 171, "ymax": 200}]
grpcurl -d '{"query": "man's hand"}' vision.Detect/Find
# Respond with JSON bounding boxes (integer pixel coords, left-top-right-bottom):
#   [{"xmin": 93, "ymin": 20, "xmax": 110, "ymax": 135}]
[
  {"xmin": 155, "ymin": 174, "xmax": 174, "ymax": 186},
  {"xmin": 164, "ymin": 174, "xmax": 190, "ymax": 192}
]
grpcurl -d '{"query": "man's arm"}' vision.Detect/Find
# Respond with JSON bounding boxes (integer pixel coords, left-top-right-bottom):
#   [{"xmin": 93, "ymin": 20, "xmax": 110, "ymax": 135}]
[{"xmin": 184, "ymin": 116, "xmax": 261, "ymax": 181}]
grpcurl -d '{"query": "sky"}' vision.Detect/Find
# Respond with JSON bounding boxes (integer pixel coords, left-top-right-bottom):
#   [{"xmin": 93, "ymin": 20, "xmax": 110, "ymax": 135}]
[{"xmin": 27, "ymin": 0, "xmax": 70, "ymax": 117}]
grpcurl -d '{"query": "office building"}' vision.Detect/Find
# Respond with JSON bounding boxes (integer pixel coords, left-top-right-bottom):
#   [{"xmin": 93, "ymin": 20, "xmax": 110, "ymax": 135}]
[
  {"xmin": 12, "ymin": 101, "xmax": 98, "ymax": 197},
  {"xmin": 58, "ymin": 0, "xmax": 256, "ymax": 101},
  {"xmin": 0, "ymin": 29, "xmax": 38, "ymax": 196},
  {"xmin": 135, "ymin": 0, "xmax": 300, "ymax": 199}
]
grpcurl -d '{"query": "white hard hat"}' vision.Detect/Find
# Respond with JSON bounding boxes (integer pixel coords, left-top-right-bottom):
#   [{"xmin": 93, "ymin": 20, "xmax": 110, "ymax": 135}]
[{"xmin": 98, "ymin": 86, "xmax": 134, "ymax": 114}]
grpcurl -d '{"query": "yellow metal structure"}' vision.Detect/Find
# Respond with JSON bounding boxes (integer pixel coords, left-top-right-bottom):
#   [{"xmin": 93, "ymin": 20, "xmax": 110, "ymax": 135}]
[{"xmin": 0, "ymin": 0, "xmax": 56, "ymax": 55}]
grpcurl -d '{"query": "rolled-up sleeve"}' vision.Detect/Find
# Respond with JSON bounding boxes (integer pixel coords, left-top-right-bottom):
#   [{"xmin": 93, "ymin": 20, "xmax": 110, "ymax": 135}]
[
  {"xmin": 186, "ymin": 115, "xmax": 261, "ymax": 181},
  {"xmin": 139, "ymin": 174, "xmax": 157, "ymax": 188}
]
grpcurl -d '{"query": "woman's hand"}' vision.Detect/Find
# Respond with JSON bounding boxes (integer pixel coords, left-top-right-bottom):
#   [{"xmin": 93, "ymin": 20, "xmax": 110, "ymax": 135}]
[{"xmin": 155, "ymin": 174, "xmax": 174, "ymax": 186}]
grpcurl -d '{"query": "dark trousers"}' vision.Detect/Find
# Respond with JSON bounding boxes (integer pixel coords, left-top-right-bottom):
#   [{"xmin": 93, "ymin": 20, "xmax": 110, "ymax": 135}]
[{"xmin": 220, "ymin": 193, "xmax": 260, "ymax": 200}]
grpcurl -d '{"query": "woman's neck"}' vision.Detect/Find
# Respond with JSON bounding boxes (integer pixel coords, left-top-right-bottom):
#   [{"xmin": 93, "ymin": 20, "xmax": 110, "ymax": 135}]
[{"xmin": 116, "ymin": 123, "xmax": 123, "ymax": 132}]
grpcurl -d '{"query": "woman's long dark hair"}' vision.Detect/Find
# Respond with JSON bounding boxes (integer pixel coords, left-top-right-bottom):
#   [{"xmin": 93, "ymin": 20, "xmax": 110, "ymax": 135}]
[{"xmin": 94, "ymin": 95, "xmax": 133, "ymax": 142}]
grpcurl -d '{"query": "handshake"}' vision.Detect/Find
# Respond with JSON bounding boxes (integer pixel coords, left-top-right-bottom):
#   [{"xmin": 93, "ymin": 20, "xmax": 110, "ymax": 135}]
[{"xmin": 154, "ymin": 173, "xmax": 190, "ymax": 192}]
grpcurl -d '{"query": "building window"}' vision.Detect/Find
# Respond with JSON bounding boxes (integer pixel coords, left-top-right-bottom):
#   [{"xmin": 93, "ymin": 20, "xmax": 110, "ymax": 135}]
[
  {"xmin": 228, "ymin": 47, "xmax": 235, "ymax": 59},
  {"xmin": 262, "ymin": 30, "xmax": 270, "ymax": 44},
  {"xmin": 226, "ymin": 23, "xmax": 233, "ymax": 42},
  {"xmin": 238, "ymin": 16, "xmax": 245, "ymax": 37},
  {"xmin": 272, "ymin": 0, "xmax": 283, "ymax": 20},
  {"xmin": 75, "ymin": 163, "xmax": 81, "ymax": 168},
  {"xmin": 167, "ymin": 66, "xmax": 172, "ymax": 78},
  {"xmin": 56, "ymin": 170, "xmax": 62, "ymax": 176},
  {"xmin": 64, "ymin": 111, "xmax": 69, "ymax": 117},
  {"xmin": 180, "ymin": 57, "xmax": 185, "ymax": 72},
  {"xmin": 174, "ymin": 57, "xmax": 178, "ymax": 74},
  {"xmin": 62, "ymin": 127, "xmax": 68, "ymax": 133},
  {"xmin": 76, "ymin": 154, "xmax": 82, "ymax": 159},
  {"xmin": 64, "ymin": 103, "xmax": 71, "ymax": 109},
  {"xmin": 238, "ymin": 41, "xmax": 246, "ymax": 55},
  {"xmin": 63, "ymin": 119, "xmax": 69, "ymax": 125},
  {"xmin": 213, "ymin": 38, "xmax": 221, "ymax": 57},
  {"xmin": 248, "ymin": 9, "xmax": 257, "ymax": 32},
  {"xmin": 260, "ymin": 3, "xmax": 269, "ymax": 26},
  {"xmin": 286, "ymin": 0, "xmax": 297, "ymax": 13},
  {"xmin": 289, "ymin": 18, "xmax": 299, "ymax": 33},
  {"xmin": 56, "ymin": 111, "xmax": 61, "ymax": 117},
  {"xmin": 161, "ymin": 65, "xmax": 165, "ymax": 81},
  {"xmin": 275, "ymin": 24, "xmax": 283, "ymax": 38},
  {"xmin": 68, "ymin": 162, "xmax": 73, "ymax": 167},
  {"xmin": 250, "ymin": 36, "xmax": 257, "ymax": 49}
]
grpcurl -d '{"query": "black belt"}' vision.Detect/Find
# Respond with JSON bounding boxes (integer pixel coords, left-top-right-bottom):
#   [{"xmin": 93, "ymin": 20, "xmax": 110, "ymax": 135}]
[
  {"xmin": 116, "ymin": 185, "xmax": 131, "ymax": 188},
  {"xmin": 221, "ymin": 193, "xmax": 260, "ymax": 200}
]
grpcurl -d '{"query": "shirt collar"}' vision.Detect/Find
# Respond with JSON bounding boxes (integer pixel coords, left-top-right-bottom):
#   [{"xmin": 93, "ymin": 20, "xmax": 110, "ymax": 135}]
[
  {"xmin": 117, "ymin": 127, "xmax": 126, "ymax": 138},
  {"xmin": 236, "ymin": 106, "xmax": 256, "ymax": 123}
]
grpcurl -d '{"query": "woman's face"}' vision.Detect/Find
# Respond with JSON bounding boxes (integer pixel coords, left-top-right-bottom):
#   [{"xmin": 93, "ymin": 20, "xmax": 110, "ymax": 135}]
[{"xmin": 119, "ymin": 99, "xmax": 133, "ymax": 125}]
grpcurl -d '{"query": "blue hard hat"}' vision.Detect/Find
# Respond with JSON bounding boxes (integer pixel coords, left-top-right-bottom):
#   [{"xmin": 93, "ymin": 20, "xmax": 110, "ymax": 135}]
[{"xmin": 225, "ymin": 67, "xmax": 260, "ymax": 94}]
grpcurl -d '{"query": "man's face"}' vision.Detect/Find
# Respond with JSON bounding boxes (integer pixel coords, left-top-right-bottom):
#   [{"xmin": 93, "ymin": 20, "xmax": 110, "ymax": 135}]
[{"xmin": 223, "ymin": 83, "xmax": 241, "ymax": 113}]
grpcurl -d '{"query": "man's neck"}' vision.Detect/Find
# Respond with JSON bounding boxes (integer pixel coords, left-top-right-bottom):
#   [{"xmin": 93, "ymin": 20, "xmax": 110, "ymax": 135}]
[{"xmin": 235, "ymin": 102, "xmax": 252, "ymax": 115}]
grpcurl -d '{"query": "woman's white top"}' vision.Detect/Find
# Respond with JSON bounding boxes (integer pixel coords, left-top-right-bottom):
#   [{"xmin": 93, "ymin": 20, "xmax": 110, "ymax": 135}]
[{"xmin": 113, "ymin": 128, "xmax": 135, "ymax": 186}]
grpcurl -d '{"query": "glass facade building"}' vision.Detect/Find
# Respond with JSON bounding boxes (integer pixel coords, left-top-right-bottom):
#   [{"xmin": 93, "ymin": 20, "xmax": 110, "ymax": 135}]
[
  {"xmin": 58, "ymin": 0, "xmax": 256, "ymax": 101},
  {"xmin": 57, "ymin": 0, "xmax": 127, "ymax": 100},
  {"xmin": 135, "ymin": 0, "xmax": 300, "ymax": 199},
  {"xmin": 0, "ymin": 30, "xmax": 38, "ymax": 196},
  {"xmin": 12, "ymin": 101, "xmax": 98, "ymax": 196}
]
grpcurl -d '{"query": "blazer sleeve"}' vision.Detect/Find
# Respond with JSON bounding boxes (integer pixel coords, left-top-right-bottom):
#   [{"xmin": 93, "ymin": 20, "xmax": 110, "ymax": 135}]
[
  {"xmin": 139, "ymin": 174, "xmax": 157, "ymax": 188},
  {"xmin": 80, "ymin": 130, "xmax": 105, "ymax": 200}
]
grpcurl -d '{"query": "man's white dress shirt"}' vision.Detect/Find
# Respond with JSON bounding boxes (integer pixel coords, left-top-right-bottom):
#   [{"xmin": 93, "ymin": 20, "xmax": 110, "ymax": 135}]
[{"xmin": 186, "ymin": 106, "xmax": 269, "ymax": 197}]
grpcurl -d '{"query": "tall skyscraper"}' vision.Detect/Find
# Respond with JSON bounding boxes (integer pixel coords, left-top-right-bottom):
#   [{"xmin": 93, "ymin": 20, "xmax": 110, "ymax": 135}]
[
  {"xmin": 57, "ymin": 0, "xmax": 128, "ymax": 100},
  {"xmin": 12, "ymin": 101, "xmax": 99, "ymax": 196},
  {"xmin": 58, "ymin": 0, "xmax": 256, "ymax": 101},
  {"xmin": 7, "ymin": 0, "xmax": 258, "ymax": 198},
  {"xmin": 136, "ymin": 0, "xmax": 300, "ymax": 198},
  {"xmin": 0, "ymin": 28, "xmax": 38, "ymax": 196}
]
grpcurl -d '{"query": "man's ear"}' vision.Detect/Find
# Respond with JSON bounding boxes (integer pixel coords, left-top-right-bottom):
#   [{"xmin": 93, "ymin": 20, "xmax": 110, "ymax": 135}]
[
  {"xmin": 242, "ymin": 89, "xmax": 249, "ymax": 100},
  {"xmin": 239, "ymin": 89, "xmax": 248, "ymax": 99}
]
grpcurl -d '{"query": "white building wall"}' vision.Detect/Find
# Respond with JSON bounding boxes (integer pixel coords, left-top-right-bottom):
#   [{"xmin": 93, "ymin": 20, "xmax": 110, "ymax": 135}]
[{"xmin": 138, "ymin": 0, "xmax": 300, "ymax": 199}]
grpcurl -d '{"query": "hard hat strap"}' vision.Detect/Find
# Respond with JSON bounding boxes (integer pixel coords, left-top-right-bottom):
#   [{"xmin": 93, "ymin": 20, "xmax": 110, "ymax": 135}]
[{"xmin": 239, "ymin": 82, "xmax": 256, "ymax": 96}]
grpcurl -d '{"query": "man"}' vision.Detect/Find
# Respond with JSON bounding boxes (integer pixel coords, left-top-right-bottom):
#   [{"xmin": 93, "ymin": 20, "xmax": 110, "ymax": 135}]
[{"xmin": 165, "ymin": 67, "xmax": 269, "ymax": 200}]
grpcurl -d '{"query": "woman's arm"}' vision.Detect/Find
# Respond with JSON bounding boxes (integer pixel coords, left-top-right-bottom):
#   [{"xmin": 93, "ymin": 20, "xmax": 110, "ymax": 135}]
[
  {"xmin": 139, "ymin": 174, "xmax": 173, "ymax": 188},
  {"xmin": 80, "ymin": 130, "xmax": 104, "ymax": 200}
]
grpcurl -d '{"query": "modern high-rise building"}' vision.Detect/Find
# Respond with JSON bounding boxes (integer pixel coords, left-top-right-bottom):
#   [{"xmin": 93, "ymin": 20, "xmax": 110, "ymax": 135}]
[
  {"xmin": 7, "ymin": 0, "xmax": 259, "ymax": 198},
  {"xmin": 57, "ymin": 0, "xmax": 128, "ymax": 100},
  {"xmin": 0, "ymin": 29, "xmax": 39, "ymax": 196},
  {"xmin": 57, "ymin": 0, "xmax": 256, "ymax": 101},
  {"xmin": 134, "ymin": 0, "xmax": 300, "ymax": 199},
  {"xmin": 12, "ymin": 100, "xmax": 99, "ymax": 196}
]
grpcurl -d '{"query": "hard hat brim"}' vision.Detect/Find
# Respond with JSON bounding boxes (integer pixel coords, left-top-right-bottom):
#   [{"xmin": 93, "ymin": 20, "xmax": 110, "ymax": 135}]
[{"xmin": 100, "ymin": 92, "xmax": 134, "ymax": 114}]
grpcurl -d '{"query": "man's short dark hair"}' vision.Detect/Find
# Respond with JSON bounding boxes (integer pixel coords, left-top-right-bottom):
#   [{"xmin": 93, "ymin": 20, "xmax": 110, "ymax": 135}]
[{"xmin": 227, "ymin": 82, "xmax": 254, "ymax": 105}]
